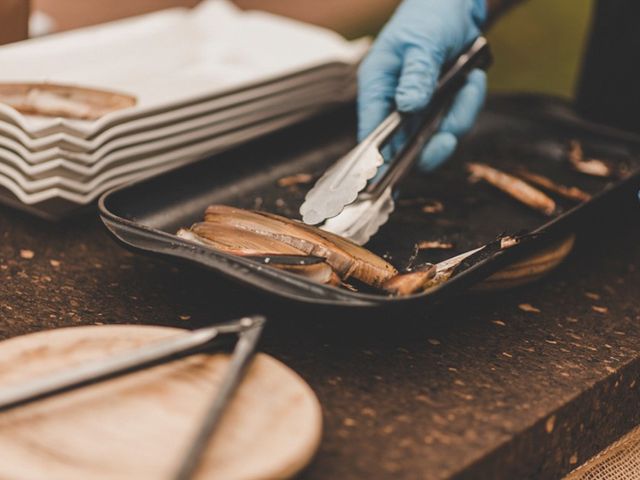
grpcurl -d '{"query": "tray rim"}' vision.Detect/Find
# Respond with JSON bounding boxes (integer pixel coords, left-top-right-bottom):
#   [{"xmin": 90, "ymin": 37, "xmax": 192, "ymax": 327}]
[{"xmin": 98, "ymin": 93, "xmax": 640, "ymax": 308}]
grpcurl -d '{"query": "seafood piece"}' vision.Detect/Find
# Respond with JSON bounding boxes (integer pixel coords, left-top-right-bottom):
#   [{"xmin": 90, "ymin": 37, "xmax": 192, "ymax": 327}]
[
  {"xmin": 277, "ymin": 173, "xmax": 313, "ymax": 187},
  {"xmin": 252, "ymin": 255, "xmax": 341, "ymax": 286},
  {"xmin": 178, "ymin": 225, "xmax": 341, "ymax": 286},
  {"xmin": 467, "ymin": 163, "xmax": 556, "ymax": 216},
  {"xmin": 518, "ymin": 303, "xmax": 540, "ymax": 313},
  {"xmin": 178, "ymin": 223, "xmax": 306, "ymax": 257},
  {"xmin": 517, "ymin": 169, "xmax": 592, "ymax": 202},
  {"xmin": 0, "ymin": 83, "xmax": 136, "ymax": 120},
  {"xmin": 203, "ymin": 206, "xmax": 397, "ymax": 286},
  {"xmin": 417, "ymin": 241, "xmax": 454, "ymax": 250},
  {"xmin": 568, "ymin": 140, "xmax": 613, "ymax": 178},
  {"xmin": 500, "ymin": 236, "xmax": 520, "ymax": 249},
  {"xmin": 421, "ymin": 201, "xmax": 444, "ymax": 214},
  {"xmin": 268, "ymin": 212, "xmax": 399, "ymax": 286},
  {"xmin": 273, "ymin": 261, "xmax": 341, "ymax": 286},
  {"xmin": 382, "ymin": 265, "xmax": 437, "ymax": 296},
  {"xmin": 424, "ymin": 246, "xmax": 486, "ymax": 289}
]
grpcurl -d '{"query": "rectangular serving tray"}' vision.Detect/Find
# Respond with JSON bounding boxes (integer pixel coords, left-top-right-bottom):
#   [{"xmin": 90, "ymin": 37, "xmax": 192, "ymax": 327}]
[{"xmin": 99, "ymin": 94, "xmax": 640, "ymax": 308}]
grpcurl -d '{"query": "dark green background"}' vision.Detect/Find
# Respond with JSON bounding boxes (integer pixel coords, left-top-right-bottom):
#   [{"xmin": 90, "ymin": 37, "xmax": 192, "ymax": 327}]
[{"xmin": 487, "ymin": 0, "xmax": 593, "ymax": 97}]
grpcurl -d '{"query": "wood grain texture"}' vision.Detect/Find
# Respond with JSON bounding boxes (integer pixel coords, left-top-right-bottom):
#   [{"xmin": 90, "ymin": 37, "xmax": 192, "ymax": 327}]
[{"xmin": 0, "ymin": 325, "xmax": 322, "ymax": 480}]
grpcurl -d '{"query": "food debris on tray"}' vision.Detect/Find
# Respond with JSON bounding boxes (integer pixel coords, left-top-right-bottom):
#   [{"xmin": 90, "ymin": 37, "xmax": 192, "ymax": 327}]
[
  {"xmin": 424, "ymin": 247, "xmax": 486, "ymax": 289},
  {"xmin": 382, "ymin": 265, "xmax": 437, "ymax": 296},
  {"xmin": 397, "ymin": 198, "xmax": 444, "ymax": 213},
  {"xmin": 518, "ymin": 303, "xmax": 541, "ymax": 313},
  {"xmin": 421, "ymin": 200, "xmax": 445, "ymax": 214},
  {"xmin": 417, "ymin": 241, "xmax": 454, "ymax": 250},
  {"xmin": 517, "ymin": 169, "xmax": 592, "ymax": 202},
  {"xmin": 467, "ymin": 162, "xmax": 556, "ymax": 216},
  {"xmin": 276, "ymin": 173, "xmax": 314, "ymax": 188},
  {"xmin": 568, "ymin": 140, "xmax": 614, "ymax": 178},
  {"xmin": 500, "ymin": 236, "xmax": 520, "ymax": 249}
]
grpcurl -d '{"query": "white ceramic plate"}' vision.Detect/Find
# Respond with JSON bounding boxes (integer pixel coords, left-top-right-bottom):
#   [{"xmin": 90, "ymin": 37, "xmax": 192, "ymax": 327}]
[
  {"xmin": 0, "ymin": 63, "xmax": 355, "ymax": 152},
  {"xmin": 0, "ymin": 81, "xmax": 353, "ymax": 185},
  {"xmin": 0, "ymin": 68, "xmax": 354, "ymax": 159},
  {"xmin": 0, "ymin": 0, "xmax": 368, "ymax": 138},
  {"xmin": 0, "ymin": 105, "xmax": 330, "ymax": 211}
]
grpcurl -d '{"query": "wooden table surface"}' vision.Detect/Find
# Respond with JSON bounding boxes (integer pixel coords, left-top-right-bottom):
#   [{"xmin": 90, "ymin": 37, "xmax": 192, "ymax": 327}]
[{"xmin": 1, "ymin": 111, "xmax": 640, "ymax": 479}]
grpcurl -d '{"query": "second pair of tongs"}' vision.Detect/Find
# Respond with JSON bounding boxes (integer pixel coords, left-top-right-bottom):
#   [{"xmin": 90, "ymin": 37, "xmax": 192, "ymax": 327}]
[
  {"xmin": 0, "ymin": 316, "xmax": 265, "ymax": 480},
  {"xmin": 300, "ymin": 37, "xmax": 492, "ymax": 245}
]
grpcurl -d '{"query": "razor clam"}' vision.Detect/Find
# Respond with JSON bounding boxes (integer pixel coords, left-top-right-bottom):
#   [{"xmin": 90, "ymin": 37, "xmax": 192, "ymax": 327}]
[
  {"xmin": 204, "ymin": 206, "xmax": 397, "ymax": 287},
  {"xmin": 177, "ymin": 225, "xmax": 340, "ymax": 286},
  {"xmin": 0, "ymin": 83, "xmax": 136, "ymax": 120},
  {"xmin": 262, "ymin": 258, "xmax": 342, "ymax": 286},
  {"xmin": 178, "ymin": 223, "xmax": 306, "ymax": 257},
  {"xmin": 262, "ymin": 211, "xmax": 399, "ymax": 286},
  {"xmin": 467, "ymin": 163, "xmax": 556, "ymax": 216}
]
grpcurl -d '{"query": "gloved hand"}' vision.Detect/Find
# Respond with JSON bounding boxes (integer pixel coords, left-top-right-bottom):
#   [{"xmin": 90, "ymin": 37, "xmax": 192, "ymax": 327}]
[{"xmin": 358, "ymin": 0, "xmax": 488, "ymax": 171}]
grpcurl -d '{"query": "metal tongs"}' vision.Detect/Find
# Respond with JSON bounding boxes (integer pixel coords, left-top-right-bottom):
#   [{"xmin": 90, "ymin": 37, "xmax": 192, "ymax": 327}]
[
  {"xmin": 300, "ymin": 37, "xmax": 492, "ymax": 245},
  {"xmin": 0, "ymin": 315, "xmax": 266, "ymax": 480}
]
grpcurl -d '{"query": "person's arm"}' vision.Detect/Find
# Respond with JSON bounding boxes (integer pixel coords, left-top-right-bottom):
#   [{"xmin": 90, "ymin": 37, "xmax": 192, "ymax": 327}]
[{"xmin": 0, "ymin": 0, "xmax": 29, "ymax": 45}]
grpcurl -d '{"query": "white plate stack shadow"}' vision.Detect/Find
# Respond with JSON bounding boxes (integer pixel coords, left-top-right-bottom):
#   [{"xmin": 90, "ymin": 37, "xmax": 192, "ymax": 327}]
[{"xmin": 0, "ymin": 0, "xmax": 368, "ymax": 220}]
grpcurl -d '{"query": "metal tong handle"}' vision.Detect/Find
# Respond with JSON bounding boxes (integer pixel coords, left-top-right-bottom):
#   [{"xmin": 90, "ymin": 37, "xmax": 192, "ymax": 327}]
[
  {"xmin": 0, "ymin": 317, "xmax": 260, "ymax": 413},
  {"xmin": 367, "ymin": 36, "xmax": 493, "ymax": 197},
  {"xmin": 357, "ymin": 111, "xmax": 404, "ymax": 155},
  {"xmin": 173, "ymin": 317, "xmax": 265, "ymax": 480}
]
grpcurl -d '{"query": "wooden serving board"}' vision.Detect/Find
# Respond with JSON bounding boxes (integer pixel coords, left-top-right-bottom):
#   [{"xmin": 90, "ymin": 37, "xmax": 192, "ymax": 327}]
[
  {"xmin": 0, "ymin": 325, "xmax": 322, "ymax": 480},
  {"xmin": 475, "ymin": 233, "xmax": 576, "ymax": 292}
]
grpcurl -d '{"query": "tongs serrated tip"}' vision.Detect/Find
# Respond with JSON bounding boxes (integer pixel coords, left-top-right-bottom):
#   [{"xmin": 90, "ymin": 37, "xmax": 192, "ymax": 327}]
[{"xmin": 299, "ymin": 114, "xmax": 400, "ymax": 225}]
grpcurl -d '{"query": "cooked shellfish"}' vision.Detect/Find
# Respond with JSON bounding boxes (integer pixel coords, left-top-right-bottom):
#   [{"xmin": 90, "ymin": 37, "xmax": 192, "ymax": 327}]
[{"xmin": 196, "ymin": 205, "xmax": 397, "ymax": 287}]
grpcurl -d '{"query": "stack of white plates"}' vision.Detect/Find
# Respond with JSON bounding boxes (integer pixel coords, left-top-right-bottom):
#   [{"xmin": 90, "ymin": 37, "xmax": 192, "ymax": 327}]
[{"xmin": 0, "ymin": 0, "xmax": 368, "ymax": 220}]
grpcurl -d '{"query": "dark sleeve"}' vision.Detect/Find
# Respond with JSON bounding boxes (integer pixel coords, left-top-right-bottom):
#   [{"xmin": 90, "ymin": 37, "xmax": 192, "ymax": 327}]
[{"xmin": 576, "ymin": 0, "xmax": 640, "ymax": 132}]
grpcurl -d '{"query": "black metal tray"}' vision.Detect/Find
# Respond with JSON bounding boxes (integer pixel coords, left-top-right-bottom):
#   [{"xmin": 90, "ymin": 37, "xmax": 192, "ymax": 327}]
[{"xmin": 99, "ymin": 94, "xmax": 640, "ymax": 308}]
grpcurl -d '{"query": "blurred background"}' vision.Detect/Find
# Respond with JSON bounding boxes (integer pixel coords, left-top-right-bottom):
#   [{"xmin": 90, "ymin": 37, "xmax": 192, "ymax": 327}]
[
  {"xmin": 487, "ymin": 0, "xmax": 592, "ymax": 98},
  {"xmin": 7, "ymin": 0, "xmax": 593, "ymax": 98}
]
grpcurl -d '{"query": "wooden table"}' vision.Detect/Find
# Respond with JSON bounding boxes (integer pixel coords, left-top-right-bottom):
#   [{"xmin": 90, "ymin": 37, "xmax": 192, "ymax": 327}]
[{"xmin": 1, "ymin": 111, "xmax": 640, "ymax": 479}]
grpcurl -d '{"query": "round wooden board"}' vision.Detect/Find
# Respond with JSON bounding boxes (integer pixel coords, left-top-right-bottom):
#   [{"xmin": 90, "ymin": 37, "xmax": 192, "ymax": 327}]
[
  {"xmin": 0, "ymin": 325, "xmax": 322, "ymax": 480},
  {"xmin": 474, "ymin": 234, "xmax": 576, "ymax": 292}
]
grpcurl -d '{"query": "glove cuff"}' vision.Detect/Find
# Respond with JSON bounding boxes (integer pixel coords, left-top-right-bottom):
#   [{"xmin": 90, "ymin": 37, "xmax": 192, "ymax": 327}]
[{"xmin": 472, "ymin": 0, "xmax": 488, "ymax": 27}]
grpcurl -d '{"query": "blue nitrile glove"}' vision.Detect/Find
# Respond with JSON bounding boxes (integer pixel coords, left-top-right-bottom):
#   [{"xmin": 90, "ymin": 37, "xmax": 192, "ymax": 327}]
[{"xmin": 358, "ymin": 0, "xmax": 488, "ymax": 171}]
